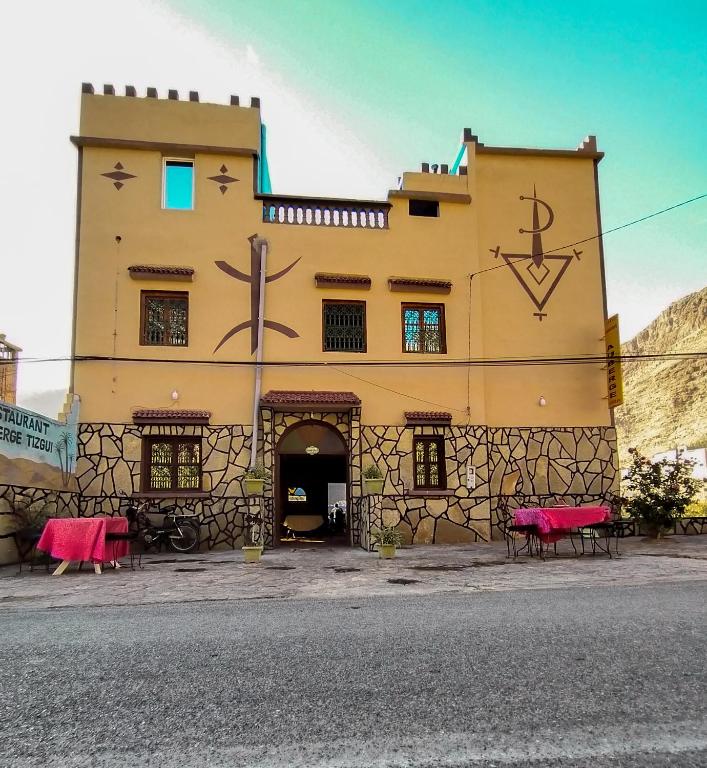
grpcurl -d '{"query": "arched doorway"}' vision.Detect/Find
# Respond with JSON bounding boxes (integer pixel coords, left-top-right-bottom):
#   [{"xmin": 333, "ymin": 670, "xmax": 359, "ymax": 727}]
[{"xmin": 275, "ymin": 421, "xmax": 349, "ymax": 545}]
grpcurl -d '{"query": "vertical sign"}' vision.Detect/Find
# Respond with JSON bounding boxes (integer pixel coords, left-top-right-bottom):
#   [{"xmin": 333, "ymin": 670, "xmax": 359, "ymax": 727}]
[{"xmin": 605, "ymin": 314, "xmax": 624, "ymax": 408}]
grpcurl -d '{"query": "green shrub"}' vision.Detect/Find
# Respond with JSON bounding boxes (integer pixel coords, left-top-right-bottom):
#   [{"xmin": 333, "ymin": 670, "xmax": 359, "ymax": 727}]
[
  {"xmin": 623, "ymin": 449, "xmax": 701, "ymax": 534},
  {"xmin": 371, "ymin": 525, "xmax": 404, "ymax": 547},
  {"xmin": 685, "ymin": 500, "xmax": 707, "ymax": 518},
  {"xmin": 244, "ymin": 463, "xmax": 271, "ymax": 480},
  {"xmin": 5, "ymin": 495, "xmax": 56, "ymax": 531}
]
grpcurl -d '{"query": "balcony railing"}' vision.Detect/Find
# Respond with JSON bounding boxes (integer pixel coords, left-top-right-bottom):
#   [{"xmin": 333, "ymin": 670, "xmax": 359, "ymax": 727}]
[{"xmin": 260, "ymin": 195, "xmax": 390, "ymax": 229}]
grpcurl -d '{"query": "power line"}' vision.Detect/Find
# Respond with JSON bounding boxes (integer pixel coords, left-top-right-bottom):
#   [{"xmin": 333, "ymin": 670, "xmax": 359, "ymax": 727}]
[
  {"xmin": 470, "ymin": 192, "xmax": 707, "ymax": 278},
  {"xmin": 5, "ymin": 195, "xmax": 704, "ymax": 371},
  {"xmin": 331, "ymin": 366, "xmax": 467, "ymax": 412},
  {"xmin": 8, "ymin": 351, "xmax": 707, "ymax": 367}
]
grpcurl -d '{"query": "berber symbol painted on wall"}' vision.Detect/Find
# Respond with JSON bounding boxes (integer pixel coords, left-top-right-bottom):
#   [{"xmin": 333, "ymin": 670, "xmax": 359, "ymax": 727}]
[
  {"xmin": 490, "ymin": 187, "xmax": 582, "ymax": 320},
  {"xmin": 214, "ymin": 234, "xmax": 300, "ymax": 354}
]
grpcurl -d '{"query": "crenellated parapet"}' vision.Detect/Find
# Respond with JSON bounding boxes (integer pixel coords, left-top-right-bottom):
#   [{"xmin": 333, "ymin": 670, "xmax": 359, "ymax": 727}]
[
  {"xmin": 462, "ymin": 126, "xmax": 603, "ymax": 160},
  {"xmin": 80, "ymin": 82, "xmax": 261, "ymax": 109},
  {"xmin": 75, "ymin": 83, "xmax": 262, "ymax": 154}
]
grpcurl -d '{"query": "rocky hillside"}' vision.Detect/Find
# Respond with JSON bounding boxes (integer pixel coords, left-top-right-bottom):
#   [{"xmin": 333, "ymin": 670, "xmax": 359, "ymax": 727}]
[{"xmin": 615, "ymin": 286, "xmax": 707, "ymax": 465}]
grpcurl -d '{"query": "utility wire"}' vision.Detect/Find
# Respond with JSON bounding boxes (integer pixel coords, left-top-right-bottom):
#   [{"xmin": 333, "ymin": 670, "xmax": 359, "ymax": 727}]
[
  {"xmin": 8, "ymin": 351, "xmax": 707, "ymax": 367},
  {"xmin": 470, "ymin": 192, "xmax": 707, "ymax": 278},
  {"xmin": 6, "ymin": 194, "xmax": 705, "ymax": 369},
  {"xmin": 330, "ymin": 366, "xmax": 467, "ymax": 412}
]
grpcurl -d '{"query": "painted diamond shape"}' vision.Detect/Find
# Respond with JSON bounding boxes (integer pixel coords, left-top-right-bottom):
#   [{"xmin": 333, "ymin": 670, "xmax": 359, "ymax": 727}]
[
  {"xmin": 101, "ymin": 162, "xmax": 136, "ymax": 190},
  {"xmin": 208, "ymin": 165, "xmax": 239, "ymax": 194},
  {"xmin": 526, "ymin": 260, "xmax": 550, "ymax": 285}
]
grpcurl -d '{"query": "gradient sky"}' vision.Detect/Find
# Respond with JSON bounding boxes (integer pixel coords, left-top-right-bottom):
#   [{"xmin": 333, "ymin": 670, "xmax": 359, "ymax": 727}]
[{"xmin": 1, "ymin": 0, "xmax": 705, "ymax": 409}]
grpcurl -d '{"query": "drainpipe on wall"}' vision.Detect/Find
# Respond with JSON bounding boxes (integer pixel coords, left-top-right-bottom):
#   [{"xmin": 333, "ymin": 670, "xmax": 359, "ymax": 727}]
[{"xmin": 250, "ymin": 238, "xmax": 268, "ymax": 469}]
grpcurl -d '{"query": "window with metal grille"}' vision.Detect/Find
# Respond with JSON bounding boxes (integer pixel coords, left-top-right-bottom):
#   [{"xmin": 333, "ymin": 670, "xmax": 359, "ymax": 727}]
[
  {"xmin": 140, "ymin": 291, "xmax": 188, "ymax": 346},
  {"xmin": 322, "ymin": 301, "xmax": 366, "ymax": 352},
  {"xmin": 143, "ymin": 437, "xmax": 202, "ymax": 492},
  {"xmin": 402, "ymin": 303, "xmax": 446, "ymax": 353},
  {"xmin": 413, "ymin": 436, "xmax": 446, "ymax": 489}
]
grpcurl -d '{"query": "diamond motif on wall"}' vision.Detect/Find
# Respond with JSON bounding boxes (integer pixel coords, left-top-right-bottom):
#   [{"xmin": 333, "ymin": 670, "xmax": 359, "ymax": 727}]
[
  {"xmin": 101, "ymin": 162, "xmax": 136, "ymax": 190},
  {"xmin": 208, "ymin": 165, "xmax": 239, "ymax": 194}
]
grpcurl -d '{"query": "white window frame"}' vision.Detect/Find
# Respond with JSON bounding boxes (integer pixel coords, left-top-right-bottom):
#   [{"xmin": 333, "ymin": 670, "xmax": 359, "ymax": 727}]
[{"xmin": 162, "ymin": 157, "xmax": 195, "ymax": 211}]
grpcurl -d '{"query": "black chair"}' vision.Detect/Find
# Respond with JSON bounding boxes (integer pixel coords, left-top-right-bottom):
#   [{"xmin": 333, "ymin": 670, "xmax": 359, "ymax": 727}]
[
  {"xmin": 498, "ymin": 499, "xmax": 538, "ymax": 558},
  {"xmin": 105, "ymin": 529, "xmax": 142, "ymax": 570},
  {"xmin": 577, "ymin": 495, "xmax": 630, "ymax": 557},
  {"xmin": 5, "ymin": 529, "xmax": 51, "ymax": 574}
]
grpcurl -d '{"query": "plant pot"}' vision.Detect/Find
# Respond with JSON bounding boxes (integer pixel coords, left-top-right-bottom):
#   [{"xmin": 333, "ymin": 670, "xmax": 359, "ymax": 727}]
[
  {"xmin": 363, "ymin": 478, "xmax": 384, "ymax": 495},
  {"xmin": 242, "ymin": 545, "xmax": 263, "ymax": 563},
  {"xmin": 378, "ymin": 543, "xmax": 396, "ymax": 559},
  {"xmin": 642, "ymin": 522, "xmax": 669, "ymax": 539},
  {"xmin": 245, "ymin": 478, "xmax": 265, "ymax": 496}
]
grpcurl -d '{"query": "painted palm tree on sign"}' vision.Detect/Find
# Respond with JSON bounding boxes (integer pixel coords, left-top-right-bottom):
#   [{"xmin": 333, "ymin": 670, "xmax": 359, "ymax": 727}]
[{"xmin": 56, "ymin": 431, "xmax": 74, "ymax": 488}]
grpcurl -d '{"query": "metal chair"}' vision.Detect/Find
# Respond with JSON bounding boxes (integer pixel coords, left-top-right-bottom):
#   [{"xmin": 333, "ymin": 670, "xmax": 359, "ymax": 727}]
[
  {"xmin": 577, "ymin": 494, "xmax": 629, "ymax": 557},
  {"xmin": 1, "ymin": 529, "xmax": 51, "ymax": 574},
  {"xmin": 498, "ymin": 499, "xmax": 538, "ymax": 558},
  {"xmin": 105, "ymin": 510, "xmax": 142, "ymax": 569}
]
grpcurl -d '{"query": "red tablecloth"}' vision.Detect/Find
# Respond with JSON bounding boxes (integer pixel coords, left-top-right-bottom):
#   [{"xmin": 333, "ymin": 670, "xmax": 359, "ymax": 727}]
[
  {"xmin": 513, "ymin": 507, "xmax": 610, "ymax": 542},
  {"xmin": 37, "ymin": 517, "xmax": 130, "ymax": 563}
]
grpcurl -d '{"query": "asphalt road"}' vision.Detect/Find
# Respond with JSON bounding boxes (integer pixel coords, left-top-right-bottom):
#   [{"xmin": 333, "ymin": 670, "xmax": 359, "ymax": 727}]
[{"xmin": 1, "ymin": 582, "xmax": 706, "ymax": 767}]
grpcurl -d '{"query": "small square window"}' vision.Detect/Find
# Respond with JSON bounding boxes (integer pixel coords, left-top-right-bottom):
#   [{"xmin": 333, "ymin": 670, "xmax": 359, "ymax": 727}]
[
  {"xmin": 413, "ymin": 437, "xmax": 446, "ymax": 489},
  {"xmin": 402, "ymin": 303, "xmax": 446, "ymax": 353},
  {"xmin": 163, "ymin": 159, "xmax": 194, "ymax": 210},
  {"xmin": 141, "ymin": 291, "xmax": 189, "ymax": 346},
  {"xmin": 323, "ymin": 301, "xmax": 367, "ymax": 352},
  {"xmin": 409, "ymin": 199, "xmax": 439, "ymax": 217},
  {"xmin": 142, "ymin": 436, "xmax": 202, "ymax": 492}
]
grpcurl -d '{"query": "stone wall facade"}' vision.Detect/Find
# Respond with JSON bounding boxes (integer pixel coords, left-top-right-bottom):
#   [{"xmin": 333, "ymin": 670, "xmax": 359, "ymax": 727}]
[
  {"xmin": 64, "ymin": 419, "xmax": 620, "ymax": 551},
  {"xmin": 487, "ymin": 426, "xmax": 619, "ymax": 540},
  {"xmin": 5, "ymin": 420, "xmax": 707, "ymax": 560},
  {"xmin": 76, "ymin": 422, "xmax": 259, "ymax": 550}
]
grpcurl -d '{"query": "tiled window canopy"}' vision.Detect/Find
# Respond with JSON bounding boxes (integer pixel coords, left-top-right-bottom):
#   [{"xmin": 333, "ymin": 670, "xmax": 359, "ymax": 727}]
[
  {"xmin": 129, "ymin": 265, "xmax": 195, "ymax": 281},
  {"xmin": 132, "ymin": 408, "xmax": 210, "ymax": 425}
]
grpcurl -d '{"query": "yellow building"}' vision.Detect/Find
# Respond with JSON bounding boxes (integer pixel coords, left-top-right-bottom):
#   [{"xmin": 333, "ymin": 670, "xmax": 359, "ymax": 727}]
[{"xmin": 70, "ymin": 83, "xmax": 618, "ymax": 549}]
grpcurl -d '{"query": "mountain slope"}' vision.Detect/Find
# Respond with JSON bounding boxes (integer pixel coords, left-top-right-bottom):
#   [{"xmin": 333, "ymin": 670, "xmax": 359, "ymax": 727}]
[{"xmin": 615, "ymin": 286, "xmax": 707, "ymax": 465}]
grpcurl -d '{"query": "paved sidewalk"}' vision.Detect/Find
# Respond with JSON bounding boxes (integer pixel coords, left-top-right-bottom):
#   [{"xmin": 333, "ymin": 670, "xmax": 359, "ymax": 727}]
[{"xmin": 1, "ymin": 535, "xmax": 706, "ymax": 611}]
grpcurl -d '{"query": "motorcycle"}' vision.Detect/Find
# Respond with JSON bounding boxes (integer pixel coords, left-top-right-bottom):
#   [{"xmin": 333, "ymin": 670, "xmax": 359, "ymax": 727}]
[{"xmin": 119, "ymin": 492, "xmax": 200, "ymax": 553}]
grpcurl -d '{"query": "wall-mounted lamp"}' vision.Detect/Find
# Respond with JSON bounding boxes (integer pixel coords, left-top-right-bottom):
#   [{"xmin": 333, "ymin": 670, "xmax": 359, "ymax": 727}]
[
  {"xmin": 538, "ymin": 395, "xmax": 547, "ymax": 407},
  {"xmin": 171, "ymin": 390, "xmax": 179, "ymax": 402}
]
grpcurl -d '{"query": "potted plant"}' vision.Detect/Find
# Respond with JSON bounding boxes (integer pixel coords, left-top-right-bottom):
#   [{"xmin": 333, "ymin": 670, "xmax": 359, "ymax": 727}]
[
  {"xmin": 371, "ymin": 525, "xmax": 404, "ymax": 559},
  {"xmin": 242, "ymin": 512, "xmax": 264, "ymax": 563},
  {"xmin": 362, "ymin": 464, "xmax": 384, "ymax": 495},
  {"xmin": 623, "ymin": 448, "xmax": 701, "ymax": 538},
  {"xmin": 5, "ymin": 495, "xmax": 55, "ymax": 566},
  {"xmin": 244, "ymin": 463, "xmax": 270, "ymax": 496},
  {"xmin": 8, "ymin": 495, "xmax": 53, "ymax": 538}
]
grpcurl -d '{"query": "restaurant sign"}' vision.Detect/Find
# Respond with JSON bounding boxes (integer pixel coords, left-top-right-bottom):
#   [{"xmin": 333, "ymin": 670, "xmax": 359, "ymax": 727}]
[
  {"xmin": 0, "ymin": 396, "xmax": 79, "ymax": 490},
  {"xmin": 604, "ymin": 314, "xmax": 623, "ymax": 408}
]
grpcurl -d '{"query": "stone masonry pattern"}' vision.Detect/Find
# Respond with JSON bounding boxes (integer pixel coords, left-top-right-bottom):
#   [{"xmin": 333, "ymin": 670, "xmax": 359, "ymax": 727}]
[
  {"xmin": 1, "ymin": 421, "xmax": 635, "ymax": 555},
  {"xmin": 76, "ymin": 421, "xmax": 619, "ymax": 549}
]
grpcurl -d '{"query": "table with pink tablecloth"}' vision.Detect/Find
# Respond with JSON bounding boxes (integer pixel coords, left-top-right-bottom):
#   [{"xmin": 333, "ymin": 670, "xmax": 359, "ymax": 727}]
[
  {"xmin": 513, "ymin": 506, "xmax": 610, "ymax": 543},
  {"xmin": 37, "ymin": 517, "xmax": 130, "ymax": 565}
]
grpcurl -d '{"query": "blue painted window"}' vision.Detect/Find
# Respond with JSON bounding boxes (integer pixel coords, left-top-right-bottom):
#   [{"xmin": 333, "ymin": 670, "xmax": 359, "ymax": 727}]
[{"xmin": 163, "ymin": 160, "xmax": 194, "ymax": 210}]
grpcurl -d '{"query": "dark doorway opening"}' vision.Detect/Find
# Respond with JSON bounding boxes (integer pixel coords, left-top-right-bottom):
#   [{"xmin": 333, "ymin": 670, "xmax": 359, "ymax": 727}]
[{"xmin": 278, "ymin": 453, "xmax": 348, "ymax": 545}]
